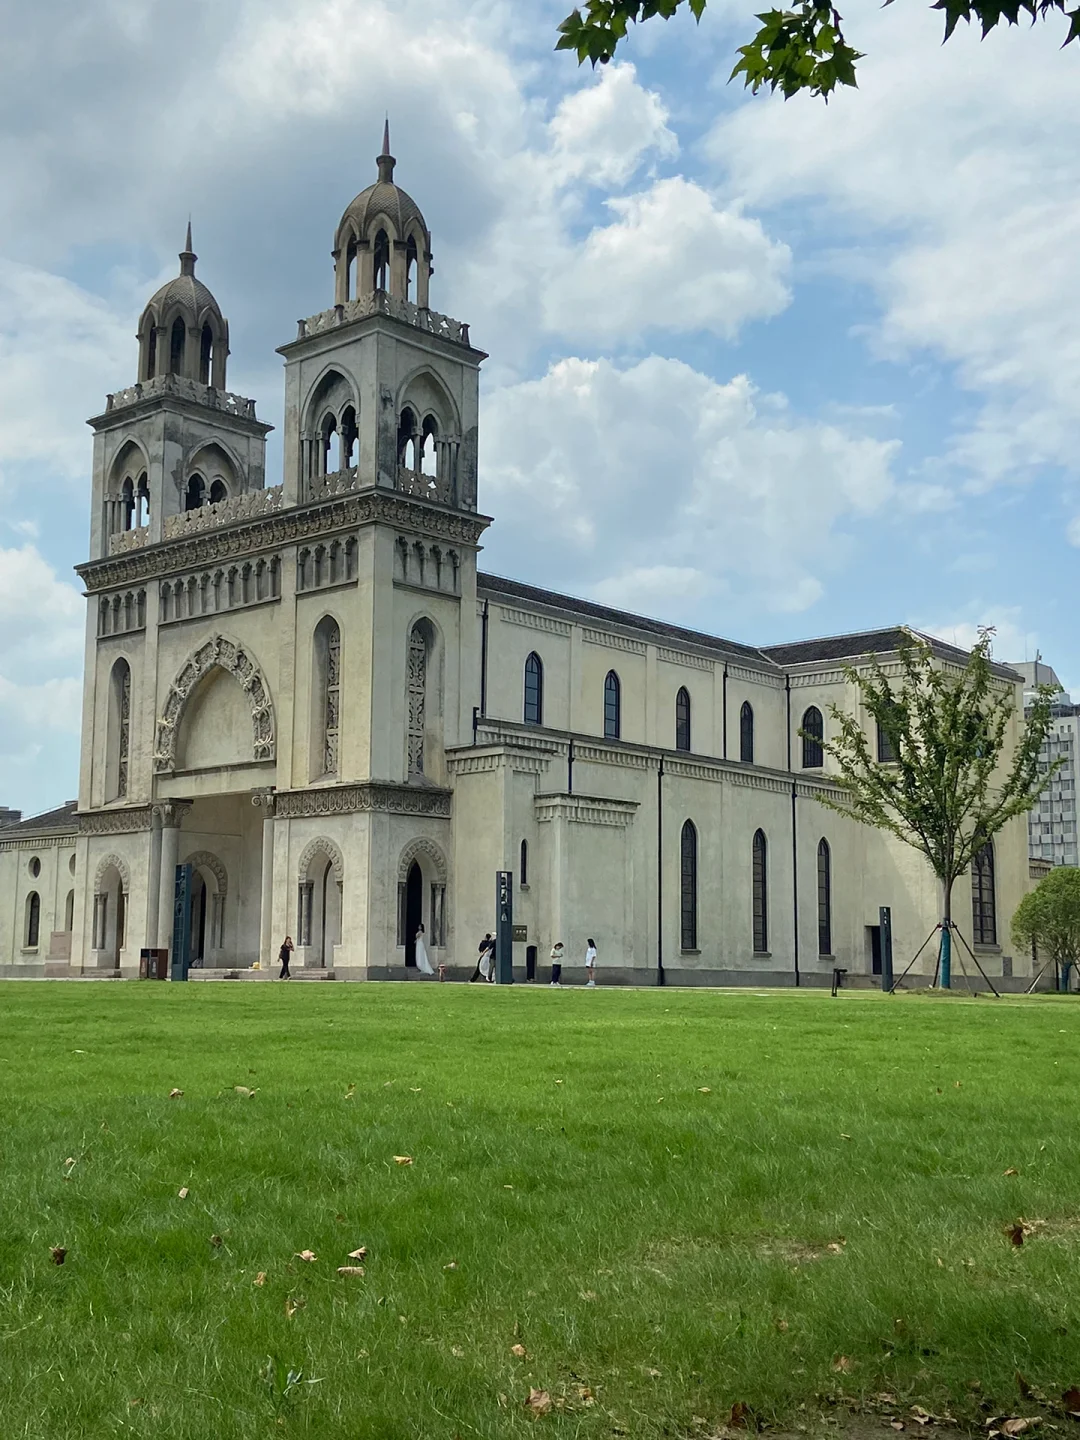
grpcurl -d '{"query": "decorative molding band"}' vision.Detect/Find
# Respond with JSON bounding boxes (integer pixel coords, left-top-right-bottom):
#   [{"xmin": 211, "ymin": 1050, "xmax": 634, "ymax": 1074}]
[
  {"xmin": 534, "ymin": 794, "xmax": 638, "ymax": 828},
  {"xmin": 78, "ymin": 490, "xmax": 491, "ymax": 595},
  {"xmin": 657, "ymin": 646, "xmax": 713, "ymax": 673},
  {"xmin": 728, "ymin": 771, "xmax": 792, "ymax": 794},
  {"xmin": 728, "ymin": 663, "xmax": 784, "ymax": 689},
  {"xmin": 581, "ymin": 628, "xmax": 647, "ymax": 656},
  {"xmin": 788, "ymin": 669, "xmax": 846, "ymax": 688},
  {"xmin": 0, "ymin": 831, "xmax": 77, "ymax": 852},
  {"xmin": 472, "ymin": 726, "xmax": 560, "ymax": 756},
  {"xmin": 275, "ymin": 782, "xmax": 452, "ymax": 819},
  {"xmin": 664, "ymin": 759, "xmax": 726, "ymax": 783},
  {"xmin": 572, "ymin": 743, "xmax": 652, "ymax": 771},
  {"xmin": 154, "ymin": 635, "xmax": 275, "ymax": 774},
  {"xmin": 497, "ymin": 606, "xmax": 571, "ymax": 637},
  {"xmin": 79, "ymin": 806, "xmax": 155, "ymax": 836},
  {"xmin": 447, "ymin": 750, "xmax": 552, "ymax": 777},
  {"xmin": 795, "ymin": 780, "xmax": 848, "ymax": 804}
]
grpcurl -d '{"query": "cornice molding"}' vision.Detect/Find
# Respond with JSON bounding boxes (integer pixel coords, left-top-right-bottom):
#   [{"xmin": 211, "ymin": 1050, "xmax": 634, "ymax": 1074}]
[
  {"xmin": 581, "ymin": 627, "xmax": 647, "ymax": 656},
  {"xmin": 274, "ymin": 781, "xmax": 452, "ymax": 819},
  {"xmin": 728, "ymin": 663, "xmax": 784, "ymax": 689},
  {"xmin": 78, "ymin": 805, "xmax": 155, "ymax": 836},
  {"xmin": 657, "ymin": 646, "xmax": 713, "ymax": 673},
  {"xmin": 534, "ymin": 793, "xmax": 638, "ymax": 828},
  {"xmin": 497, "ymin": 606, "xmax": 572, "ymax": 637},
  {"xmin": 77, "ymin": 490, "xmax": 491, "ymax": 595},
  {"xmin": 0, "ymin": 831, "xmax": 77, "ymax": 852}
]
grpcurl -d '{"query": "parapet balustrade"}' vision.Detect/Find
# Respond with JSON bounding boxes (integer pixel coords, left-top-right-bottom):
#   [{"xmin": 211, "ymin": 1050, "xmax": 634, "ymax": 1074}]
[
  {"xmin": 307, "ymin": 467, "xmax": 361, "ymax": 501},
  {"xmin": 297, "ymin": 292, "xmax": 471, "ymax": 347},
  {"xmin": 109, "ymin": 528, "xmax": 149, "ymax": 555},
  {"xmin": 163, "ymin": 486, "xmax": 284, "ymax": 538},
  {"xmin": 105, "ymin": 373, "xmax": 259, "ymax": 419},
  {"xmin": 396, "ymin": 466, "xmax": 453, "ymax": 505}
]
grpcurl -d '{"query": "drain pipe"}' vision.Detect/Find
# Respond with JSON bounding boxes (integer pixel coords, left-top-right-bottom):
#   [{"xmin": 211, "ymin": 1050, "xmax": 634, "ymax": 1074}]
[
  {"xmin": 657, "ymin": 754, "xmax": 666, "ymax": 987},
  {"xmin": 567, "ymin": 738, "xmax": 575, "ymax": 795},
  {"xmin": 722, "ymin": 663, "xmax": 729, "ymax": 759},
  {"xmin": 786, "ymin": 677, "xmax": 800, "ymax": 988},
  {"xmin": 479, "ymin": 599, "xmax": 490, "ymax": 718}
]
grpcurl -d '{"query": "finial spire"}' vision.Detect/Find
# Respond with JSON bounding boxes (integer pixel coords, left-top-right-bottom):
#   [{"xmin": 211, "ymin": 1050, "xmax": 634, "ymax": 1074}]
[
  {"xmin": 180, "ymin": 218, "xmax": 197, "ymax": 276},
  {"xmin": 377, "ymin": 117, "xmax": 396, "ymax": 183}
]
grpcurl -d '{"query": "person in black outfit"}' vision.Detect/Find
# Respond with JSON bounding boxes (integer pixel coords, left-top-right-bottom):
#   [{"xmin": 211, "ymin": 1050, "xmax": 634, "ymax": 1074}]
[
  {"xmin": 278, "ymin": 935, "xmax": 294, "ymax": 980},
  {"xmin": 470, "ymin": 933, "xmax": 493, "ymax": 983}
]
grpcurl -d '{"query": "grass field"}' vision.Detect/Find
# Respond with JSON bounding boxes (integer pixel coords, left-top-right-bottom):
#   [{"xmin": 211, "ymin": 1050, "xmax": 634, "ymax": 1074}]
[{"xmin": 1, "ymin": 983, "xmax": 1079, "ymax": 1439}]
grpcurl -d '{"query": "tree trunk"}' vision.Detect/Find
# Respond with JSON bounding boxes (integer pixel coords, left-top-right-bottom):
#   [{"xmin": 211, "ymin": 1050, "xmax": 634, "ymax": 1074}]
[{"xmin": 939, "ymin": 880, "xmax": 952, "ymax": 990}]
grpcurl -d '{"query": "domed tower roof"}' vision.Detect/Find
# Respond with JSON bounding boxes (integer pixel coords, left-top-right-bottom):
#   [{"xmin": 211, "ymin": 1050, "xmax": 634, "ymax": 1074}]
[
  {"xmin": 136, "ymin": 225, "xmax": 230, "ymax": 388},
  {"xmin": 141, "ymin": 224, "xmax": 225, "ymax": 328},
  {"xmin": 337, "ymin": 121, "xmax": 430, "ymax": 246}
]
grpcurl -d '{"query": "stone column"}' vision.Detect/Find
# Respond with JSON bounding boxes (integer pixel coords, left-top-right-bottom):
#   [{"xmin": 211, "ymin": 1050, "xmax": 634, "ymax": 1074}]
[
  {"xmin": 146, "ymin": 806, "xmax": 163, "ymax": 947},
  {"xmin": 156, "ymin": 801, "xmax": 189, "ymax": 959},
  {"xmin": 252, "ymin": 790, "xmax": 276, "ymax": 966}
]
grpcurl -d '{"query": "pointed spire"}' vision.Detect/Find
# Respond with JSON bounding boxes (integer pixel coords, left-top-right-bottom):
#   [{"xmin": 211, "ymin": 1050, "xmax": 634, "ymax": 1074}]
[
  {"xmin": 179, "ymin": 218, "xmax": 197, "ymax": 277},
  {"xmin": 377, "ymin": 116, "xmax": 396, "ymax": 184}
]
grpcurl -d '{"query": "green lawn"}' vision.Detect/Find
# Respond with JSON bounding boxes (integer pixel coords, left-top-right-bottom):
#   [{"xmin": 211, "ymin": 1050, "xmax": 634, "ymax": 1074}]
[{"xmin": 1, "ymin": 983, "xmax": 1079, "ymax": 1439}]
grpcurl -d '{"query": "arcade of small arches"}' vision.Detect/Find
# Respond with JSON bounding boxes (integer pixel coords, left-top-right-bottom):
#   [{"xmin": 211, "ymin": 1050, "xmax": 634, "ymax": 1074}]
[
  {"xmin": 104, "ymin": 440, "xmax": 243, "ymax": 539},
  {"xmin": 159, "ymin": 559, "xmax": 282, "ymax": 622}
]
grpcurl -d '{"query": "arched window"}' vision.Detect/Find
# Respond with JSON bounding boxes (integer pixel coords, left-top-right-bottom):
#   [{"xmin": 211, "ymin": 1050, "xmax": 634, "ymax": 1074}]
[
  {"xmin": 407, "ymin": 623, "xmax": 428, "ymax": 776},
  {"xmin": 675, "ymin": 687, "xmax": 691, "ymax": 752},
  {"xmin": 312, "ymin": 618, "xmax": 341, "ymax": 778},
  {"xmin": 802, "ymin": 706, "xmax": 824, "ymax": 768},
  {"xmin": 740, "ymin": 702, "xmax": 755, "ymax": 764},
  {"xmin": 817, "ymin": 838, "xmax": 831, "ymax": 956},
  {"xmin": 320, "ymin": 413, "xmax": 337, "ymax": 477},
  {"xmin": 121, "ymin": 477, "xmax": 135, "ymax": 531},
  {"xmin": 752, "ymin": 829, "xmax": 768, "ymax": 953},
  {"xmin": 374, "ymin": 228, "xmax": 390, "ymax": 292},
  {"xmin": 398, "ymin": 407, "xmax": 417, "ymax": 471},
  {"xmin": 680, "ymin": 820, "xmax": 698, "ymax": 950},
  {"xmin": 520, "ymin": 839, "xmax": 528, "ymax": 887},
  {"xmin": 604, "ymin": 670, "xmax": 621, "ymax": 740},
  {"xmin": 340, "ymin": 405, "xmax": 357, "ymax": 468},
  {"xmin": 209, "ymin": 478, "xmax": 228, "ymax": 504},
  {"xmin": 64, "ymin": 889, "xmax": 74, "ymax": 932},
  {"xmin": 107, "ymin": 658, "xmax": 131, "ymax": 801},
  {"xmin": 972, "ymin": 841, "xmax": 996, "ymax": 946},
  {"xmin": 25, "ymin": 891, "xmax": 40, "ymax": 948},
  {"xmin": 169, "ymin": 315, "xmax": 186, "ymax": 375},
  {"xmin": 199, "ymin": 324, "xmax": 213, "ymax": 385},
  {"xmin": 406, "ymin": 234, "xmax": 418, "ymax": 301},
  {"xmin": 184, "ymin": 473, "xmax": 206, "ymax": 511},
  {"xmin": 524, "ymin": 652, "xmax": 543, "ymax": 725},
  {"xmin": 136, "ymin": 473, "xmax": 150, "ymax": 527},
  {"xmin": 420, "ymin": 417, "xmax": 438, "ymax": 478},
  {"xmin": 877, "ymin": 717, "xmax": 899, "ymax": 763}
]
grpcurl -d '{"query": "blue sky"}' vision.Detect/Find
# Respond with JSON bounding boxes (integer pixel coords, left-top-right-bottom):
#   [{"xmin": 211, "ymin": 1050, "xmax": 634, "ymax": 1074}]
[{"xmin": 1, "ymin": 0, "xmax": 1078, "ymax": 815}]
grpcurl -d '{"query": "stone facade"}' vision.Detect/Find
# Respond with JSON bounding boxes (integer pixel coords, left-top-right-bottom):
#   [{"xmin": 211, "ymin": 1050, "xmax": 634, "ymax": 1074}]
[{"xmin": 0, "ymin": 134, "xmax": 1035, "ymax": 987}]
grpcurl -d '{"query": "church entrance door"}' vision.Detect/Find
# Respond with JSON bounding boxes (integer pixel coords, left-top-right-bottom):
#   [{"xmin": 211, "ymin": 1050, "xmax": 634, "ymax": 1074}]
[
  {"xmin": 404, "ymin": 862, "xmax": 423, "ymax": 967},
  {"xmin": 191, "ymin": 875, "xmax": 207, "ymax": 967}
]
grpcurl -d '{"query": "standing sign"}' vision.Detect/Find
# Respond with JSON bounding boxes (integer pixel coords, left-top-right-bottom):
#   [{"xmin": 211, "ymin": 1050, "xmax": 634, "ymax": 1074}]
[
  {"xmin": 495, "ymin": 871, "xmax": 514, "ymax": 985},
  {"xmin": 171, "ymin": 863, "xmax": 193, "ymax": 983},
  {"xmin": 879, "ymin": 905, "xmax": 893, "ymax": 993}
]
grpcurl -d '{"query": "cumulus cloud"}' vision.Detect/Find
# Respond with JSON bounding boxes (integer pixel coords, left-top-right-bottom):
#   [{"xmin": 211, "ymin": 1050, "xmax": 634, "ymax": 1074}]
[
  {"xmin": 913, "ymin": 606, "xmax": 1038, "ymax": 667},
  {"xmin": 481, "ymin": 354, "xmax": 898, "ymax": 628},
  {"xmin": 548, "ymin": 61, "xmax": 677, "ymax": 187}
]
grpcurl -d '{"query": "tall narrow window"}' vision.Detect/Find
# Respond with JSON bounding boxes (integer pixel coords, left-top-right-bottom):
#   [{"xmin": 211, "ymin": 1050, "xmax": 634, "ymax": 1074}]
[
  {"xmin": 752, "ymin": 829, "xmax": 768, "ymax": 953},
  {"xmin": 675, "ymin": 687, "xmax": 691, "ymax": 752},
  {"xmin": 972, "ymin": 841, "xmax": 997, "ymax": 945},
  {"xmin": 65, "ymin": 889, "xmax": 74, "ymax": 932},
  {"xmin": 740, "ymin": 702, "xmax": 755, "ymax": 764},
  {"xmin": 406, "ymin": 235, "xmax": 418, "ymax": 301},
  {"xmin": 817, "ymin": 838, "xmax": 832, "ymax": 956},
  {"xmin": 107, "ymin": 659, "xmax": 132, "ymax": 802},
  {"xmin": 520, "ymin": 839, "xmax": 528, "ymax": 887},
  {"xmin": 185, "ymin": 473, "xmax": 206, "ymax": 511},
  {"xmin": 25, "ymin": 892, "xmax": 40, "ymax": 948},
  {"xmin": 604, "ymin": 670, "xmax": 621, "ymax": 740},
  {"xmin": 169, "ymin": 315, "xmax": 186, "ymax": 374},
  {"xmin": 680, "ymin": 820, "xmax": 698, "ymax": 950},
  {"xmin": 407, "ymin": 624, "xmax": 427, "ymax": 776},
  {"xmin": 877, "ymin": 718, "xmax": 898, "ymax": 763},
  {"xmin": 430, "ymin": 883, "xmax": 446, "ymax": 947},
  {"xmin": 524, "ymin": 652, "xmax": 543, "ymax": 725},
  {"xmin": 802, "ymin": 706, "xmax": 824, "ymax": 768},
  {"xmin": 312, "ymin": 618, "xmax": 341, "ymax": 778},
  {"xmin": 199, "ymin": 324, "xmax": 213, "ymax": 384},
  {"xmin": 374, "ymin": 229, "xmax": 390, "ymax": 292}
]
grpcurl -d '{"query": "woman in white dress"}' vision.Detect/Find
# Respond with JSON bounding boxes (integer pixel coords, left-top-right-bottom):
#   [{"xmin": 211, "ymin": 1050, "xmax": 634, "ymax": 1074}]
[{"xmin": 414, "ymin": 923, "xmax": 435, "ymax": 976}]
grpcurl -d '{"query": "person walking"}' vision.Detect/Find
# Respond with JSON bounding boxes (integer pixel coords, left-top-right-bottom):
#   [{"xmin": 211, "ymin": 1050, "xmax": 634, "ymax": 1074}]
[
  {"xmin": 584, "ymin": 938, "xmax": 598, "ymax": 987},
  {"xmin": 470, "ymin": 934, "xmax": 493, "ymax": 983},
  {"xmin": 549, "ymin": 941, "xmax": 564, "ymax": 987},
  {"xmin": 414, "ymin": 923, "xmax": 435, "ymax": 976},
  {"xmin": 278, "ymin": 934, "xmax": 294, "ymax": 980}
]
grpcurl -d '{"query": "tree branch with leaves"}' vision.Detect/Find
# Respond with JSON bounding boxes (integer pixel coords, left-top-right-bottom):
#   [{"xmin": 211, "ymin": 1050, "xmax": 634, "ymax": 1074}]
[
  {"xmin": 805, "ymin": 628, "xmax": 1059, "ymax": 987},
  {"xmin": 556, "ymin": 0, "xmax": 1080, "ymax": 101},
  {"xmin": 1011, "ymin": 866, "xmax": 1080, "ymax": 990}
]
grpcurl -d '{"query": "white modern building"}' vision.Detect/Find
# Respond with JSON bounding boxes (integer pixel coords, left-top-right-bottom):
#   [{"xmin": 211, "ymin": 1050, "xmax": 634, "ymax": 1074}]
[{"xmin": 1012, "ymin": 661, "xmax": 1079, "ymax": 868}]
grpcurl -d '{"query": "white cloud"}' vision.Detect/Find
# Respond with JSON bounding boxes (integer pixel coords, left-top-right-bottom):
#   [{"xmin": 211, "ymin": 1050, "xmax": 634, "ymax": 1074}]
[
  {"xmin": 548, "ymin": 61, "xmax": 677, "ymax": 187},
  {"xmin": 481, "ymin": 354, "xmax": 898, "ymax": 625},
  {"xmin": 914, "ymin": 606, "xmax": 1038, "ymax": 666},
  {"xmin": 707, "ymin": 7, "xmax": 1080, "ymax": 490},
  {"xmin": 543, "ymin": 177, "xmax": 791, "ymax": 343}
]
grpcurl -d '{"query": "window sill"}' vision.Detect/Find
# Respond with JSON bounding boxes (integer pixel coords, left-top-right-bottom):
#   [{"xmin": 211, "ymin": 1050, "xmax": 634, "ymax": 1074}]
[
  {"xmin": 680, "ymin": 948, "xmax": 701, "ymax": 956},
  {"xmin": 20, "ymin": 947, "xmax": 39, "ymax": 955},
  {"xmin": 974, "ymin": 943, "xmax": 1001, "ymax": 954},
  {"xmin": 519, "ymin": 884, "xmax": 530, "ymax": 893},
  {"xmin": 753, "ymin": 951, "xmax": 772, "ymax": 959}
]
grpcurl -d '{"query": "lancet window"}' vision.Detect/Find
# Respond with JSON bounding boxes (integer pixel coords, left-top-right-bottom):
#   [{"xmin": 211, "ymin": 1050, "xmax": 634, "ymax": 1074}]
[
  {"xmin": 680, "ymin": 820, "xmax": 698, "ymax": 951},
  {"xmin": 972, "ymin": 841, "xmax": 996, "ymax": 946},
  {"xmin": 740, "ymin": 702, "xmax": 755, "ymax": 764},
  {"xmin": 817, "ymin": 838, "xmax": 832, "ymax": 956},
  {"xmin": 802, "ymin": 706, "xmax": 824, "ymax": 768},
  {"xmin": 407, "ymin": 623, "xmax": 428, "ymax": 776},
  {"xmin": 752, "ymin": 829, "xmax": 768, "ymax": 954}
]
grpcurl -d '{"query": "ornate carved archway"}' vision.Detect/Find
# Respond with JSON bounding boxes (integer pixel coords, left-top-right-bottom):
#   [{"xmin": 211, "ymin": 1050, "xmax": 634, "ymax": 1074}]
[
  {"xmin": 182, "ymin": 850, "xmax": 228, "ymax": 897},
  {"xmin": 298, "ymin": 836, "xmax": 344, "ymax": 884},
  {"xmin": 93, "ymin": 852, "xmax": 131, "ymax": 892},
  {"xmin": 397, "ymin": 836, "xmax": 448, "ymax": 883},
  {"xmin": 154, "ymin": 634, "xmax": 275, "ymax": 773}
]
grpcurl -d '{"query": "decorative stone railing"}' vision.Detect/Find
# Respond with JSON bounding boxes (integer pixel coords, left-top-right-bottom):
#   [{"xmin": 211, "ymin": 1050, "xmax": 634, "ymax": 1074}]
[
  {"xmin": 307, "ymin": 467, "xmax": 361, "ymax": 501},
  {"xmin": 105, "ymin": 373, "xmax": 259, "ymax": 419},
  {"xmin": 297, "ymin": 292, "xmax": 471, "ymax": 347},
  {"xmin": 163, "ymin": 486, "xmax": 284, "ymax": 538},
  {"xmin": 109, "ymin": 528, "xmax": 149, "ymax": 555},
  {"xmin": 396, "ymin": 467, "xmax": 453, "ymax": 505}
]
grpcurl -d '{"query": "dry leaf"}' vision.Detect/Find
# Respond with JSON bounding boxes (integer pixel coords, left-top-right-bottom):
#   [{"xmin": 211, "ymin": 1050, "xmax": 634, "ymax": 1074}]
[
  {"xmin": 178, "ymin": 1187, "xmax": 189, "ymax": 1199},
  {"xmin": 210, "ymin": 1234, "xmax": 223, "ymax": 1248},
  {"xmin": 570, "ymin": 1384, "xmax": 596, "ymax": 1406},
  {"xmin": 833, "ymin": 1356, "xmax": 856, "ymax": 1374},
  {"xmin": 1004, "ymin": 1168, "xmax": 1019, "ymax": 1177},
  {"xmin": 451, "ymin": 1345, "xmax": 465, "ymax": 1358},
  {"xmin": 234, "ymin": 1086, "xmax": 256, "ymax": 1098},
  {"xmin": 284, "ymin": 1296, "xmax": 304, "ymax": 1317},
  {"xmin": 1001, "ymin": 1420, "xmax": 1042, "ymax": 1436},
  {"xmin": 1007, "ymin": 1223, "xmax": 1026, "ymax": 1247},
  {"xmin": 645, "ymin": 1367, "xmax": 662, "ymax": 1378},
  {"xmin": 827, "ymin": 1242, "xmax": 845, "ymax": 1254},
  {"xmin": 840, "ymin": 1133, "xmax": 852, "ymax": 1140},
  {"xmin": 579, "ymin": 1289, "xmax": 597, "ymax": 1301},
  {"xmin": 937, "ymin": 1257, "xmax": 945, "ymax": 1268},
  {"xmin": 775, "ymin": 1318, "xmax": 789, "ymax": 1332},
  {"xmin": 697, "ymin": 1086, "xmax": 712, "ymax": 1094},
  {"xmin": 525, "ymin": 1389, "xmax": 552, "ymax": 1417},
  {"xmin": 892, "ymin": 1423, "xmax": 906, "ymax": 1431},
  {"xmin": 347, "ymin": 1247, "xmax": 368, "ymax": 1261},
  {"xmin": 336, "ymin": 1266, "xmax": 365, "ymax": 1276},
  {"xmin": 50, "ymin": 1246, "xmax": 67, "ymax": 1265},
  {"xmin": 511, "ymin": 1344, "xmax": 528, "ymax": 1358},
  {"xmin": 254, "ymin": 1272, "xmax": 266, "ymax": 1286},
  {"xmin": 1061, "ymin": 1387, "xmax": 1080, "ymax": 1415},
  {"xmin": 911, "ymin": 1406, "xmax": 933, "ymax": 1425},
  {"xmin": 393, "ymin": 1155, "xmax": 413, "ymax": 1166},
  {"xmin": 444, "ymin": 1261, "xmax": 458, "ymax": 1271},
  {"xmin": 294, "ymin": 1250, "xmax": 317, "ymax": 1263},
  {"xmin": 169, "ymin": 1088, "xmax": 183, "ymax": 1099},
  {"xmin": 729, "ymin": 1401, "xmax": 752, "ymax": 1428}
]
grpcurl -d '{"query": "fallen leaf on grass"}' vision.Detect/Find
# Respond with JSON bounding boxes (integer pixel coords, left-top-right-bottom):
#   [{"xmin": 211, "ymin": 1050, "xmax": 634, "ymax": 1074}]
[
  {"xmin": 1004, "ymin": 1168, "xmax": 1019, "ymax": 1177},
  {"xmin": 393, "ymin": 1155, "xmax": 413, "ymax": 1166},
  {"xmin": 285, "ymin": 1297, "xmax": 305, "ymax": 1318},
  {"xmin": 444, "ymin": 1261, "xmax": 458, "ymax": 1271},
  {"xmin": 294, "ymin": 1250, "xmax": 317, "ymax": 1263},
  {"xmin": 833, "ymin": 1356, "xmax": 856, "ymax": 1374},
  {"xmin": 347, "ymin": 1247, "xmax": 367, "ymax": 1261},
  {"xmin": 827, "ymin": 1241, "xmax": 846, "ymax": 1254},
  {"xmin": 344, "ymin": 1083, "xmax": 355, "ymax": 1099},
  {"xmin": 525, "ymin": 1389, "xmax": 552, "ymax": 1416},
  {"xmin": 511, "ymin": 1344, "xmax": 528, "ymax": 1359},
  {"xmin": 210, "ymin": 1235, "xmax": 223, "ymax": 1248},
  {"xmin": 254, "ymin": 1272, "xmax": 266, "ymax": 1286},
  {"xmin": 234, "ymin": 1086, "xmax": 257, "ymax": 1099},
  {"xmin": 579, "ymin": 1290, "xmax": 597, "ymax": 1301},
  {"xmin": 50, "ymin": 1246, "xmax": 66, "ymax": 1265},
  {"xmin": 1007, "ymin": 1223, "xmax": 1026, "ymax": 1247},
  {"xmin": 177, "ymin": 1187, "xmax": 189, "ymax": 1200},
  {"xmin": 336, "ymin": 1266, "xmax": 365, "ymax": 1277},
  {"xmin": 911, "ymin": 1406, "xmax": 933, "ymax": 1425},
  {"xmin": 451, "ymin": 1345, "xmax": 465, "ymax": 1357},
  {"xmin": 729, "ymin": 1400, "xmax": 753, "ymax": 1428},
  {"xmin": 169, "ymin": 1088, "xmax": 183, "ymax": 1099},
  {"xmin": 990, "ymin": 1420, "xmax": 1042, "ymax": 1437},
  {"xmin": 1061, "ymin": 1388, "xmax": 1080, "ymax": 1416},
  {"xmin": 569, "ymin": 1384, "xmax": 596, "ymax": 1407},
  {"xmin": 892, "ymin": 1422, "xmax": 906, "ymax": 1431},
  {"xmin": 774, "ymin": 1318, "xmax": 789, "ymax": 1332},
  {"xmin": 697, "ymin": 1087, "xmax": 712, "ymax": 1094},
  {"xmin": 645, "ymin": 1367, "xmax": 662, "ymax": 1378}
]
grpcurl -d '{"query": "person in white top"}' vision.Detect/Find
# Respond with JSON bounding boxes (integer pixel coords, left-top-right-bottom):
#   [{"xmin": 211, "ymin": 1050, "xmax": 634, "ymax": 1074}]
[
  {"xmin": 585, "ymin": 939, "xmax": 598, "ymax": 987},
  {"xmin": 549, "ymin": 942, "xmax": 564, "ymax": 986},
  {"xmin": 414, "ymin": 924, "xmax": 435, "ymax": 976}
]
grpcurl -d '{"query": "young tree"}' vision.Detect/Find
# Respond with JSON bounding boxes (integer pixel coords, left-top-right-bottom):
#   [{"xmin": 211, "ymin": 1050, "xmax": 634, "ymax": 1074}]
[
  {"xmin": 1011, "ymin": 866, "xmax": 1080, "ymax": 990},
  {"xmin": 807, "ymin": 628, "xmax": 1058, "ymax": 987},
  {"xmin": 557, "ymin": 0, "xmax": 1079, "ymax": 101}
]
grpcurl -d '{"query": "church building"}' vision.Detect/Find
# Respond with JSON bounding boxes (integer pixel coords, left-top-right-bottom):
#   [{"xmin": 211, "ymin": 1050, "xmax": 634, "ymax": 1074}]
[{"xmin": 0, "ymin": 133, "xmax": 1033, "ymax": 987}]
